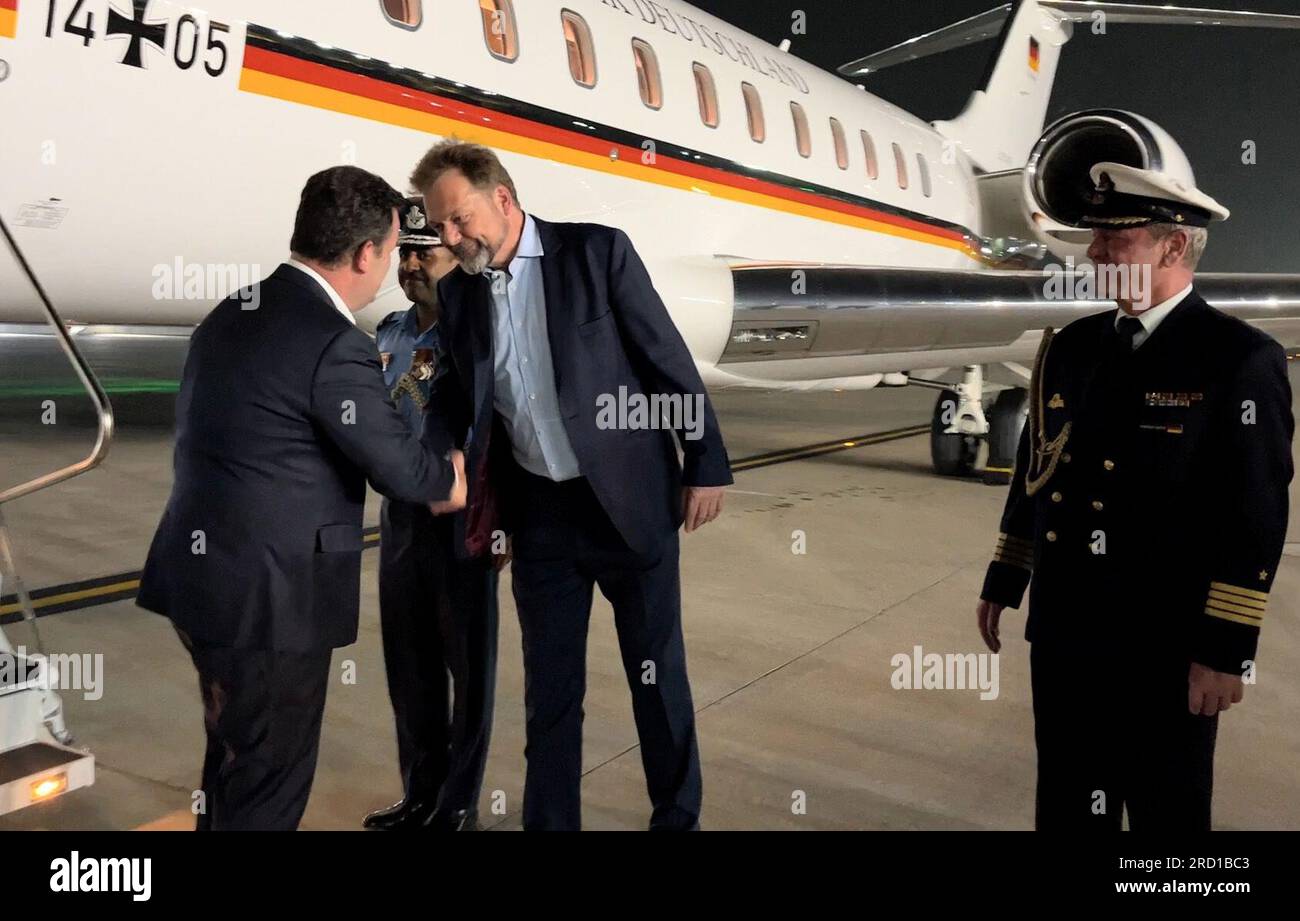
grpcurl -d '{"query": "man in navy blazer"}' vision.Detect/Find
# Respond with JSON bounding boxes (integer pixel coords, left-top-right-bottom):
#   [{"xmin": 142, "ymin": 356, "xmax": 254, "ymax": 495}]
[
  {"xmin": 413, "ymin": 140, "xmax": 732, "ymax": 830},
  {"xmin": 137, "ymin": 166, "xmax": 465, "ymax": 830}
]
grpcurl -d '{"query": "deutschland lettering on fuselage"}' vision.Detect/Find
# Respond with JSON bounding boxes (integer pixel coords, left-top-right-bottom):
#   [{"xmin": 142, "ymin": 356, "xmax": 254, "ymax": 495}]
[{"xmin": 598, "ymin": 0, "xmax": 810, "ymax": 94}]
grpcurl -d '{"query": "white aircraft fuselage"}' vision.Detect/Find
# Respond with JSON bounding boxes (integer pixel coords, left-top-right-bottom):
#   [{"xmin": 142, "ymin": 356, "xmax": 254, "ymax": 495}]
[
  {"xmin": 1, "ymin": 0, "xmax": 986, "ymax": 388},
  {"xmin": 3, "ymin": 0, "xmax": 1298, "ymax": 393}
]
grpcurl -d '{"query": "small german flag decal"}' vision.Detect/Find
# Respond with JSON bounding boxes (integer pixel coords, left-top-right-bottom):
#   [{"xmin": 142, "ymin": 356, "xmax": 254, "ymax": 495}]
[
  {"xmin": 1029, "ymin": 36, "xmax": 1040, "ymax": 72},
  {"xmin": 0, "ymin": 0, "xmax": 18, "ymax": 40}
]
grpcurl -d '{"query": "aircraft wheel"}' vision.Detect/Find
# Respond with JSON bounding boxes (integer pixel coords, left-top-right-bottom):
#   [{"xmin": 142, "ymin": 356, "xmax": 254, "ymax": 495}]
[
  {"xmin": 930, "ymin": 389, "xmax": 977, "ymax": 477},
  {"xmin": 984, "ymin": 387, "xmax": 1028, "ymax": 484}
]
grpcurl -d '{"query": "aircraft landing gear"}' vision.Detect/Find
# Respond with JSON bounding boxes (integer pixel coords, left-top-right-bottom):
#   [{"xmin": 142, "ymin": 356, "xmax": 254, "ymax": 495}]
[
  {"xmin": 930, "ymin": 388, "xmax": 977, "ymax": 476},
  {"xmin": 929, "ymin": 365, "xmax": 986, "ymax": 477},
  {"xmin": 926, "ymin": 364, "xmax": 1027, "ymax": 483}
]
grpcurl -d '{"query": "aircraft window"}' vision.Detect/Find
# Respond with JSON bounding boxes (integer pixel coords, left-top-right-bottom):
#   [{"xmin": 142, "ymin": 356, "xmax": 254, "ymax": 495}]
[
  {"xmin": 632, "ymin": 39, "xmax": 662, "ymax": 109},
  {"xmin": 480, "ymin": 0, "xmax": 518, "ymax": 61},
  {"xmin": 830, "ymin": 117, "xmax": 848, "ymax": 170},
  {"xmin": 860, "ymin": 130, "xmax": 879, "ymax": 180},
  {"xmin": 892, "ymin": 142, "xmax": 909, "ymax": 190},
  {"xmin": 381, "ymin": 0, "xmax": 421, "ymax": 29},
  {"xmin": 693, "ymin": 63, "xmax": 719, "ymax": 128},
  {"xmin": 562, "ymin": 9, "xmax": 597, "ymax": 88},
  {"xmin": 916, "ymin": 152, "xmax": 932, "ymax": 198},
  {"xmin": 790, "ymin": 101, "xmax": 811, "ymax": 158},
  {"xmin": 741, "ymin": 82, "xmax": 764, "ymax": 142}
]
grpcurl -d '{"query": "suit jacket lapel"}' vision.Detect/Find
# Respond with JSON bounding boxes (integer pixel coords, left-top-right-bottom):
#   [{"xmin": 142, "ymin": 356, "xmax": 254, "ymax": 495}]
[
  {"xmin": 536, "ymin": 218, "xmax": 568, "ymax": 399},
  {"xmin": 1138, "ymin": 289, "xmax": 1204, "ymax": 360},
  {"xmin": 466, "ymin": 273, "xmax": 494, "ymax": 428}
]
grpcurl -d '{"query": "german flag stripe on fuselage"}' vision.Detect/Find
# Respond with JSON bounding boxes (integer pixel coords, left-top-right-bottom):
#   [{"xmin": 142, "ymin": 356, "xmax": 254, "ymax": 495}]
[
  {"xmin": 0, "ymin": 0, "xmax": 18, "ymax": 40},
  {"xmin": 238, "ymin": 26, "xmax": 982, "ymax": 260}
]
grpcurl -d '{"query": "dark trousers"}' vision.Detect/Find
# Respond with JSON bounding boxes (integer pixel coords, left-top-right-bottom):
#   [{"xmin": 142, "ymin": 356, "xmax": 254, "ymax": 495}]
[
  {"xmin": 378, "ymin": 499, "xmax": 499, "ymax": 814},
  {"xmin": 509, "ymin": 470, "xmax": 700, "ymax": 831},
  {"xmin": 177, "ymin": 627, "xmax": 332, "ymax": 831},
  {"xmin": 1030, "ymin": 642, "xmax": 1218, "ymax": 831}
]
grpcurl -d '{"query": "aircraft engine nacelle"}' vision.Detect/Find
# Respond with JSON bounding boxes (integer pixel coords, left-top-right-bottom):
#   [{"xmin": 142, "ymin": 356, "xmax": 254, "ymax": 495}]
[{"xmin": 1021, "ymin": 109, "xmax": 1198, "ymax": 260}]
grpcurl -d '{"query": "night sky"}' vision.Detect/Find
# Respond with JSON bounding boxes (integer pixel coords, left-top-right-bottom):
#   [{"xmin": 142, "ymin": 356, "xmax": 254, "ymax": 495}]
[{"xmin": 687, "ymin": 0, "xmax": 1300, "ymax": 272}]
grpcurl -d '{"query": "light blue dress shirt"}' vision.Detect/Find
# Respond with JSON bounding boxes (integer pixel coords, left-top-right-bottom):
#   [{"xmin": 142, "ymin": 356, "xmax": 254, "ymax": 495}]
[{"xmin": 484, "ymin": 214, "xmax": 581, "ymax": 481}]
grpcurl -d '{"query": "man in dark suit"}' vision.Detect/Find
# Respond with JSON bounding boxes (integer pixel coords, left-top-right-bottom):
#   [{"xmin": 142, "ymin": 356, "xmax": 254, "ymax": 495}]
[
  {"xmin": 977, "ymin": 162, "xmax": 1294, "ymax": 830},
  {"xmin": 412, "ymin": 140, "xmax": 732, "ymax": 830},
  {"xmin": 137, "ymin": 166, "xmax": 466, "ymax": 831}
]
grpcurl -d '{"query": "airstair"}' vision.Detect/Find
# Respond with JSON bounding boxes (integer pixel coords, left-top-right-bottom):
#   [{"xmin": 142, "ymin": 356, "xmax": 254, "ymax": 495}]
[{"xmin": 0, "ymin": 214, "xmax": 113, "ymax": 817}]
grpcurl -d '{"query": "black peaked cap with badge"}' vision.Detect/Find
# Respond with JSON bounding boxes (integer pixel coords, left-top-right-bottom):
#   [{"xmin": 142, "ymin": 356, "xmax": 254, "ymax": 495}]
[{"xmin": 399, "ymin": 195, "xmax": 441, "ymax": 247}]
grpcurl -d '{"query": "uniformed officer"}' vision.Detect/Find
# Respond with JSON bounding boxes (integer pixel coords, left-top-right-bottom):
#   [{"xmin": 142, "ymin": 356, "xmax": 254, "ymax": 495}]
[
  {"xmin": 977, "ymin": 162, "xmax": 1294, "ymax": 830},
  {"xmin": 363, "ymin": 196, "xmax": 502, "ymax": 831}
]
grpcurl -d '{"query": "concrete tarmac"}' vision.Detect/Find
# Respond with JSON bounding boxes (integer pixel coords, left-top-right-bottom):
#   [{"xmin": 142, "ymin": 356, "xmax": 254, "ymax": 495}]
[{"xmin": 1, "ymin": 371, "xmax": 1297, "ymax": 830}]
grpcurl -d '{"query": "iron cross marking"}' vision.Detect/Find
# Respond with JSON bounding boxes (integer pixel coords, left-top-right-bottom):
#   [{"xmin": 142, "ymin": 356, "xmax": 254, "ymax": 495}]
[{"xmin": 107, "ymin": 0, "xmax": 168, "ymax": 68}]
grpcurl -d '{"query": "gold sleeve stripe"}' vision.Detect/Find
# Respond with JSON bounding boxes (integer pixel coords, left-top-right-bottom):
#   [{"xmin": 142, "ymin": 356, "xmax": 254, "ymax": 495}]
[
  {"xmin": 1209, "ymin": 581, "xmax": 1269, "ymax": 602},
  {"xmin": 1206, "ymin": 598, "xmax": 1265, "ymax": 620},
  {"xmin": 992, "ymin": 549, "xmax": 1034, "ymax": 569},
  {"xmin": 1204, "ymin": 606, "xmax": 1264, "ymax": 628},
  {"xmin": 993, "ymin": 532, "xmax": 1034, "ymax": 569},
  {"xmin": 1207, "ymin": 589, "xmax": 1266, "ymax": 611},
  {"xmin": 996, "ymin": 537, "xmax": 1033, "ymax": 548}
]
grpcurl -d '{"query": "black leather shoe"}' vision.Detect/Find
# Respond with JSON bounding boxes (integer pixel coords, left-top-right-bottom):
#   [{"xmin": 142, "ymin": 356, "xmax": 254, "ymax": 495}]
[
  {"xmin": 363, "ymin": 798, "xmax": 436, "ymax": 830},
  {"xmin": 424, "ymin": 807, "xmax": 479, "ymax": 831}
]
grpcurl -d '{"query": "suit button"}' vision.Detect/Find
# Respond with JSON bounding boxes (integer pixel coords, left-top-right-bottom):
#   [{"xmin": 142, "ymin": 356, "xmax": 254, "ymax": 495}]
[
  {"xmin": 1046, "ymin": 531, "xmax": 1057, "ymax": 542},
  {"xmin": 1103, "ymin": 459, "xmax": 1116, "ymax": 471},
  {"xmin": 1092, "ymin": 500, "xmax": 1104, "ymax": 511},
  {"xmin": 1061, "ymin": 453, "xmax": 1071, "ymax": 463},
  {"xmin": 1051, "ymin": 491, "xmax": 1062, "ymax": 503}
]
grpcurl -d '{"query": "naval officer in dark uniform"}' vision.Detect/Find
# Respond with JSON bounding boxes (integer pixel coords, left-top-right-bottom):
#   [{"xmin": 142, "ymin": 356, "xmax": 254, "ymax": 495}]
[
  {"xmin": 363, "ymin": 197, "xmax": 501, "ymax": 832},
  {"xmin": 977, "ymin": 161, "xmax": 1294, "ymax": 830}
]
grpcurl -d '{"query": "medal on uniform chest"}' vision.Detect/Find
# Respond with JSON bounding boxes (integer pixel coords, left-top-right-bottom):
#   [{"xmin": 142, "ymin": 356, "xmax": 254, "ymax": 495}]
[
  {"xmin": 1144, "ymin": 391, "xmax": 1203, "ymax": 408},
  {"xmin": 390, "ymin": 347, "xmax": 438, "ymax": 410},
  {"xmin": 411, "ymin": 348, "xmax": 437, "ymax": 381}
]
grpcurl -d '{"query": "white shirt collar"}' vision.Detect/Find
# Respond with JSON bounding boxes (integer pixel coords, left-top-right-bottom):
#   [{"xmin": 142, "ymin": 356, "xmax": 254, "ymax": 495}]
[
  {"xmin": 1116, "ymin": 282, "xmax": 1193, "ymax": 337},
  {"xmin": 286, "ymin": 259, "xmax": 356, "ymax": 325}
]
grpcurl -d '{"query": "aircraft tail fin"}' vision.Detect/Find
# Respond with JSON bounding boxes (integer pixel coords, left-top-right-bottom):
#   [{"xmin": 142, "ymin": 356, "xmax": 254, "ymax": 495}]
[{"xmin": 839, "ymin": 1, "xmax": 1300, "ymax": 173}]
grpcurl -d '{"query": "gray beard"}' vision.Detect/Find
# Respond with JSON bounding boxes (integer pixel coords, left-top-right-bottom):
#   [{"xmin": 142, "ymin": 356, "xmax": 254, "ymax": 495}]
[{"xmin": 457, "ymin": 242, "xmax": 492, "ymax": 275}]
